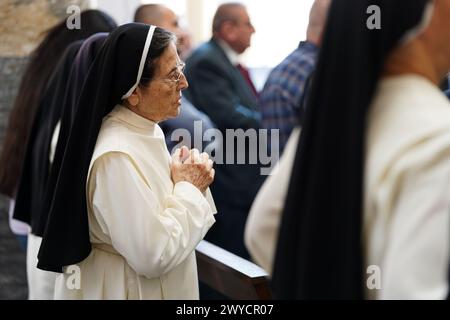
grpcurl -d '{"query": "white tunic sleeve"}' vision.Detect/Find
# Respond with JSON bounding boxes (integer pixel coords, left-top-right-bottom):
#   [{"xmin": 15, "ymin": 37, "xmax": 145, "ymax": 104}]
[
  {"xmin": 88, "ymin": 151, "xmax": 215, "ymax": 279},
  {"xmin": 375, "ymin": 141, "xmax": 450, "ymax": 299},
  {"xmin": 244, "ymin": 128, "xmax": 300, "ymax": 275}
]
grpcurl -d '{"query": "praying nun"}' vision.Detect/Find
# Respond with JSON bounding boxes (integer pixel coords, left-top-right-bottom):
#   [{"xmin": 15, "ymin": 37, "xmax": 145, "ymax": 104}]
[{"xmin": 37, "ymin": 24, "xmax": 217, "ymax": 300}]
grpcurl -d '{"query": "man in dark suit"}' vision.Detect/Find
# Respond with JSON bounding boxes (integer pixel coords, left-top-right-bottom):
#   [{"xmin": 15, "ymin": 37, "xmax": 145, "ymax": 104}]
[{"xmin": 184, "ymin": 3, "xmax": 262, "ymax": 259}]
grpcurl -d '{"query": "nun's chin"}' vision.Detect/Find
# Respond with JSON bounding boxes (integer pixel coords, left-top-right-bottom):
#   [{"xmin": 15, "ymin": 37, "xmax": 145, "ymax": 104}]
[
  {"xmin": 173, "ymin": 105, "xmax": 181, "ymax": 117},
  {"xmin": 164, "ymin": 107, "xmax": 180, "ymax": 120}
]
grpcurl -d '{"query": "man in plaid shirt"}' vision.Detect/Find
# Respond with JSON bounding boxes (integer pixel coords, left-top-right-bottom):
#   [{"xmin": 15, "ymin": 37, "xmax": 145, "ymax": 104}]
[{"xmin": 259, "ymin": 0, "xmax": 331, "ymax": 154}]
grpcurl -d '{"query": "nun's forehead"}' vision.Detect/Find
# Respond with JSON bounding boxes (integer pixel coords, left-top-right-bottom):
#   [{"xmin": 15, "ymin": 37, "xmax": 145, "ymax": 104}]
[{"xmin": 154, "ymin": 41, "xmax": 179, "ymax": 74}]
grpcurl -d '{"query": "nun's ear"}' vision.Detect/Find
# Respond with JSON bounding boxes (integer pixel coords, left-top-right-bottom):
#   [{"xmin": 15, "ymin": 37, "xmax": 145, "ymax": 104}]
[{"xmin": 126, "ymin": 90, "xmax": 139, "ymax": 107}]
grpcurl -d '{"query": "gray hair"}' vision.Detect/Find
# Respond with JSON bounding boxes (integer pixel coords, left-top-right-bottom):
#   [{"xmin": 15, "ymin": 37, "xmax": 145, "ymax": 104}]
[{"xmin": 139, "ymin": 27, "xmax": 177, "ymax": 86}]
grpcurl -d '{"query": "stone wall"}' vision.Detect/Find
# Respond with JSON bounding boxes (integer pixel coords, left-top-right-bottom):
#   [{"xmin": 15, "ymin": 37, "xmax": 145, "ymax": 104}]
[
  {"xmin": 0, "ymin": 0, "xmax": 90, "ymax": 150},
  {"xmin": 0, "ymin": 0, "xmax": 89, "ymax": 56}
]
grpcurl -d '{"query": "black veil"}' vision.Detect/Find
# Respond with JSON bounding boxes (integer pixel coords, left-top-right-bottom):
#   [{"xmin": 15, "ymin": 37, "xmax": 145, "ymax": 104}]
[{"xmin": 13, "ymin": 41, "xmax": 84, "ymax": 232}]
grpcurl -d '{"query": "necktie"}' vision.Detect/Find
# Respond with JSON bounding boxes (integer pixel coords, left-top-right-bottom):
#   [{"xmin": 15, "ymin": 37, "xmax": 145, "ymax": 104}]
[{"xmin": 236, "ymin": 63, "xmax": 259, "ymax": 98}]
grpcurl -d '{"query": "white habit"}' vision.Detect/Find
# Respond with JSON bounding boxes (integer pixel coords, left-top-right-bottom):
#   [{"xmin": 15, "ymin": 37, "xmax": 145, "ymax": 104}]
[
  {"xmin": 54, "ymin": 105, "xmax": 216, "ymax": 299},
  {"xmin": 245, "ymin": 75, "xmax": 450, "ymax": 299},
  {"xmin": 364, "ymin": 75, "xmax": 450, "ymax": 299}
]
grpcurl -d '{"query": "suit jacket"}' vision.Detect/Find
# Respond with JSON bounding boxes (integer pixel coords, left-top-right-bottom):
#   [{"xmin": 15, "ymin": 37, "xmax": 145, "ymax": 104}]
[
  {"xmin": 184, "ymin": 38, "xmax": 259, "ymax": 130},
  {"xmin": 184, "ymin": 38, "xmax": 263, "ymax": 258}
]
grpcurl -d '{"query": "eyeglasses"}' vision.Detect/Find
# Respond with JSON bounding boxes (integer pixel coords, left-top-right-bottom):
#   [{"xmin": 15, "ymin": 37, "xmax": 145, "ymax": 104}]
[{"xmin": 143, "ymin": 62, "xmax": 186, "ymax": 88}]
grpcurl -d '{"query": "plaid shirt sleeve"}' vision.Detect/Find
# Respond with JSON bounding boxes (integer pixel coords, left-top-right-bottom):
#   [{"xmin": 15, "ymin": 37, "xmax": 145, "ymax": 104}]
[{"xmin": 259, "ymin": 41, "xmax": 318, "ymax": 153}]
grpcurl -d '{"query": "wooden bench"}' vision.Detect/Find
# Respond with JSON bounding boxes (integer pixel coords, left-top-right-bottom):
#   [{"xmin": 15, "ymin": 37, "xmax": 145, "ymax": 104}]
[{"xmin": 195, "ymin": 240, "xmax": 272, "ymax": 300}]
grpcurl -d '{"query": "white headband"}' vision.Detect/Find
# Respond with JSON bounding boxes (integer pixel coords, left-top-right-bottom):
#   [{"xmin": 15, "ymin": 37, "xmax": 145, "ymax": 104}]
[
  {"xmin": 400, "ymin": 0, "xmax": 434, "ymax": 45},
  {"xmin": 121, "ymin": 25, "xmax": 157, "ymax": 99}
]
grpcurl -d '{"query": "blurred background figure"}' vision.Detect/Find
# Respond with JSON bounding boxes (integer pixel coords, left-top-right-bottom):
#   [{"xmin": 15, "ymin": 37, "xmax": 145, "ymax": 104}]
[
  {"xmin": 184, "ymin": 2, "xmax": 262, "ymax": 262},
  {"xmin": 0, "ymin": 9, "xmax": 116, "ymax": 250},
  {"xmin": 185, "ymin": 2, "xmax": 259, "ymax": 132},
  {"xmin": 259, "ymin": 0, "xmax": 331, "ymax": 155},
  {"xmin": 244, "ymin": 0, "xmax": 333, "ymax": 265},
  {"xmin": 134, "ymin": 3, "xmax": 193, "ymax": 60},
  {"xmin": 134, "ymin": 4, "xmax": 216, "ymax": 154},
  {"xmin": 0, "ymin": 9, "xmax": 116, "ymax": 299},
  {"xmin": 176, "ymin": 27, "xmax": 194, "ymax": 62}
]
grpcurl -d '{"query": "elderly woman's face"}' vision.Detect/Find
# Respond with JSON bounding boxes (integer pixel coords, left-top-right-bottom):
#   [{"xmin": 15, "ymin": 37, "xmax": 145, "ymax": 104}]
[{"xmin": 134, "ymin": 41, "xmax": 188, "ymax": 122}]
